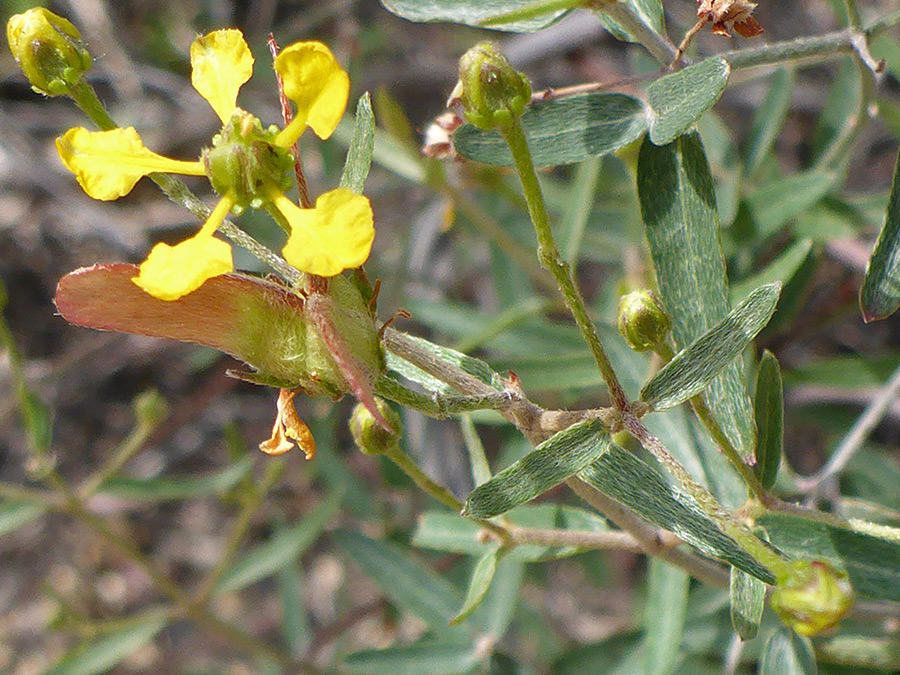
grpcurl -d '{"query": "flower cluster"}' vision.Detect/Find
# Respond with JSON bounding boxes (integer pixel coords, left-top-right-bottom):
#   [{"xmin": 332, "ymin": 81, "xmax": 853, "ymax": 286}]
[{"xmin": 54, "ymin": 29, "xmax": 375, "ymax": 300}]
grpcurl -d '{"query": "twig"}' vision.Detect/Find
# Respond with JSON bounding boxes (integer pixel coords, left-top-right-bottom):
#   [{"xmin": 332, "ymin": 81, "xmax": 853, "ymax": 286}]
[{"xmin": 796, "ymin": 362, "xmax": 900, "ymax": 496}]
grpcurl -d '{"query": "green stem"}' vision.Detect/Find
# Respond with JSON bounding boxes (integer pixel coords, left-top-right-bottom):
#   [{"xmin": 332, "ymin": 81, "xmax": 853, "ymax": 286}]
[
  {"xmin": 0, "ymin": 481, "xmax": 60, "ymax": 506},
  {"xmin": 460, "ymin": 414, "xmax": 493, "ymax": 486},
  {"xmin": 382, "ymin": 443, "xmax": 510, "ymax": 541},
  {"xmin": 690, "ymin": 395, "xmax": 766, "ymax": 498},
  {"xmin": 587, "ymin": 0, "xmax": 677, "ymax": 65},
  {"xmin": 67, "ymin": 79, "xmax": 116, "ymax": 130},
  {"xmin": 77, "ymin": 407, "xmax": 163, "ymax": 499},
  {"xmin": 500, "ymin": 120, "xmax": 629, "ymax": 411},
  {"xmin": 193, "ymin": 457, "xmax": 286, "ymax": 605},
  {"xmin": 374, "ymin": 375, "xmax": 516, "ymax": 419},
  {"xmin": 383, "ymin": 444, "xmax": 464, "ymax": 512}
]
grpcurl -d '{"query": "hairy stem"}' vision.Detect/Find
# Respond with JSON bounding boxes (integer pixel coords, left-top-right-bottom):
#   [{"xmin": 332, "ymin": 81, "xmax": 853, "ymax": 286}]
[{"xmin": 501, "ymin": 119, "xmax": 629, "ymax": 411}]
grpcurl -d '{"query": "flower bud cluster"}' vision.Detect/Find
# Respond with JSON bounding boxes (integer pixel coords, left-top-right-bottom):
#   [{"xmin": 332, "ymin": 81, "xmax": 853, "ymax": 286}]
[
  {"xmin": 449, "ymin": 42, "xmax": 531, "ymax": 130},
  {"xmin": 7, "ymin": 8, "xmax": 91, "ymax": 96}
]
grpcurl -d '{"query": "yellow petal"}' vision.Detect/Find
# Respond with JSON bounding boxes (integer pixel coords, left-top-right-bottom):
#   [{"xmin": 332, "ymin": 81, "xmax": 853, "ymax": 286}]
[
  {"xmin": 132, "ymin": 233, "xmax": 233, "ymax": 300},
  {"xmin": 56, "ymin": 127, "xmax": 205, "ymax": 200},
  {"xmin": 278, "ymin": 188, "xmax": 375, "ymax": 277},
  {"xmin": 191, "ymin": 29, "xmax": 253, "ymax": 123},
  {"xmin": 273, "ymin": 41, "xmax": 349, "ymax": 143}
]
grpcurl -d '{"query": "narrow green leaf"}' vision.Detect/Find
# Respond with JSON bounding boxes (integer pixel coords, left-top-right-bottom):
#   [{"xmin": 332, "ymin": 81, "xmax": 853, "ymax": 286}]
[
  {"xmin": 578, "ymin": 446, "xmax": 774, "ymax": 582},
  {"xmin": 454, "ymin": 93, "xmax": 647, "ymax": 167},
  {"xmin": 333, "ymin": 529, "xmax": 464, "ymax": 630},
  {"xmin": 640, "ymin": 282, "xmax": 781, "ymax": 411},
  {"xmin": 469, "ymin": 557, "xmax": 525, "ymax": 636},
  {"xmin": 729, "ymin": 239, "xmax": 813, "ymax": 304},
  {"xmin": 20, "ymin": 387, "xmax": 53, "ymax": 453},
  {"xmin": 379, "ymin": 0, "xmax": 566, "ymax": 32},
  {"xmin": 861, "ymin": 149, "xmax": 900, "ymax": 321},
  {"xmin": 758, "ymin": 512, "xmax": 900, "ymax": 601},
  {"xmin": 463, "ymin": 420, "xmax": 611, "ymax": 518},
  {"xmin": 561, "ymin": 156, "xmax": 603, "ymax": 263},
  {"xmin": 754, "ymin": 351, "xmax": 784, "ymax": 490},
  {"xmin": 452, "ymin": 549, "xmax": 501, "ymax": 624},
  {"xmin": 44, "ymin": 616, "xmax": 168, "ymax": 675},
  {"xmin": 595, "ymin": 0, "xmax": 665, "ymax": 43},
  {"xmin": 744, "ymin": 68, "xmax": 795, "ymax": 178},
  {"xmin": 730, "ymin": 567, "xmax": 765, "ymax": 641},
  {"xmin": 744, "ymin": 171, "xmax": 837, "ymax": 241},
  {"xmin": 334, "ymin": 117, "xmax": 425, "ymax": 184},
  {"xmin": 343, "ymin": 642, "xmax": 482, "ymax": 675},
  {"xmin": 278, "ymin": 564, "xmax": 312, "ymax": 654},
  {"xmin": 215, "ymin": 489, "xmax": 342, "ymax": 595},
  {"xmin": 413, "ymin": 504, "xmax": 609, "ymax": 561},
  {"xmin": 643, "ymin": 559, "xmax": 689, "ymax": 675},
  {"xmin": 340, "ymin": 92, "xmax": 375, "ymax": 194},
  {"xmin": 647, "ymin": 58, "xmax": 730, "ymax": 146},
  {"xmin": 99, "ymin": 457, "xmax": 252, "ymax": 501},
  {"xmin": 812, "ymin": 57, "xmax": 860, "ymax": 165},
  {"xmin": 638, "ymin": 132, "xmax": 756, "ymax": 458},
  {"xmin": 759, "ymin": 628, "xmax": 817, "ymax": 675},
  {"xmin": 0, "ymin": 501, "xmax": 47, "ymax": 537}
]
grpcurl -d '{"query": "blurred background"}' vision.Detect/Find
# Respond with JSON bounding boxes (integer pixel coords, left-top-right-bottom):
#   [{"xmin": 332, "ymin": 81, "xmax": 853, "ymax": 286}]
[{"xmin": 2, "ymin": 0, "xmax": 900, "ymax": 672}]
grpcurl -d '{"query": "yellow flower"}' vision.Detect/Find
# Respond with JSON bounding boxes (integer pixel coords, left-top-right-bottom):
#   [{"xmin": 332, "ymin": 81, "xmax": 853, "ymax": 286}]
[{"xmin": 55, "ymin": 29, "xmax": 373, "ymax": 300}]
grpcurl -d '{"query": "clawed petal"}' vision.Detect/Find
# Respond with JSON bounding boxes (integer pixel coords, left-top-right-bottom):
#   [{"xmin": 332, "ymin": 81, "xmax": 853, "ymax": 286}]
[
  {"xmin": 131, "ymin": 196, "xmax": 235, "ymax": 300},
  {"xmin": 273, "ymin": 41, "xmax": 349, "ymax": 144},
  {"xmin": 276, "ymin": 188, "xmax": 374, "ymax": 277},
  {"xmin": 56, "ymin": 127, "xmax": 206, "ymax": 200},
  {"xmin": 191, "ymin": 29, "xmax": 254, "ymax": 123}
]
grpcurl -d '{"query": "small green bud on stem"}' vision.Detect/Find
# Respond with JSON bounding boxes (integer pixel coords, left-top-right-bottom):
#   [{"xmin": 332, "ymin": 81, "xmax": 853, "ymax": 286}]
[
  {"xmin": 770, "ymin": 559, "xmax": 855, "ymax": 636},
  {"xmin": 7, "ymin": 8, "xmax": 92, "ymax": 96},
  {"xmin": 617, "ymin": 290, "xmax": 671, "ymax": 352},
  {"xmin": 449, "ymin": 42, "xmax": 531, "ymax": 130},
  {"xmin": 133, "ymin": 389, "xmax": 169, "ymax": 428},
  {"xmin": 350, "ymin": 398, "xmax": 402, "ymax": 456}
]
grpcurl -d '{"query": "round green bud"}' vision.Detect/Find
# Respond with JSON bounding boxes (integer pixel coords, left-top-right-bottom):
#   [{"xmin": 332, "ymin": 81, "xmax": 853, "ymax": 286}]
[
  {"xmin": 202, "ymin": 109, "xmax": 295, "ymax": 212},
  {"xmin": 450, "ymin": 42, "xmax": 531, "ymax": 130},
  {"xmin": 350, "ymin": 398, "xmax": 402, "ymax": 456},
  {"xmin": 133, "ymin": 389, "xmax": 169, "ymax": 428},
  {"xmin": 770, "ymin": 559, "xmax": 855, "ymax": 636},
  {"xmin": 7, "ymin": 8, "xmax": 92, "ymax": 96},
  {"xmin": 617, "ymin": 290, "xmax": 671, "ymax": 352}
]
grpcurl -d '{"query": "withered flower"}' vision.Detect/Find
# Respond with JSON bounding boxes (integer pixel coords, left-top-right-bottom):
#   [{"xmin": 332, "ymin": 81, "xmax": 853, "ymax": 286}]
[{"xmin": 697, "ymin": 0, "xmax": 764, "ymax": 38}]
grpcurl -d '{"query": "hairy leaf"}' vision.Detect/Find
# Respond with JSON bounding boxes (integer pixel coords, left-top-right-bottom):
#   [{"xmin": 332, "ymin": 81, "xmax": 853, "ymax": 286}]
[
  {"xmin": 454, "ymin": 93, "xmax": 647, "ymax": 167},
  {"xmin": 463, "ymin": 420, "xmax": 611, "ymax": 518},
  {"xmin": 638, "ymin": 132, "xmax": 756, "ymax": 459},
  {"xmin": 640, "ymin": 282, "xmax": 781, "ymax": 411}
]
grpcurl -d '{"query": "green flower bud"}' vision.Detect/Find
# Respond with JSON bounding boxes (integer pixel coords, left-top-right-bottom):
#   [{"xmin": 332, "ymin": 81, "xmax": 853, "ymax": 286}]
[
  {"xmin": 770, "ymin": 559, "xmax": 855, "ymax": 636},
  {"xmin": 133, "ymin": 389, "xmax": 169, "ymax": 428},
  {"xmin": 450, "ymin": 42, "xmax": 531, "ymax": 130},
  {"xmin": 350, "ymin": 398, "xmax": 402, "ymax": 455},
  {"xmin": 203, "ymin": 109, "xmax": 295, "ymax": 213},
  {"xmin": 617, "ymin": 290, "xmax": 671, "ymax": 352},
  {"xmin": 7, "ymin": 8, "xmax": 92, "ymax": 96}
]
